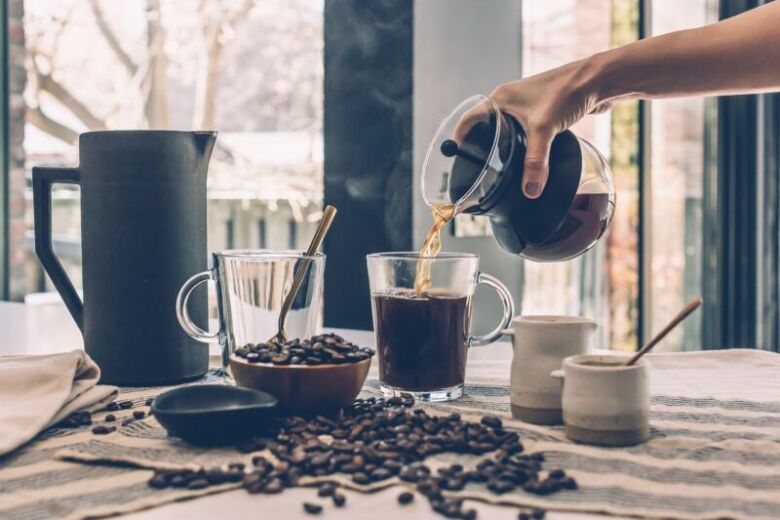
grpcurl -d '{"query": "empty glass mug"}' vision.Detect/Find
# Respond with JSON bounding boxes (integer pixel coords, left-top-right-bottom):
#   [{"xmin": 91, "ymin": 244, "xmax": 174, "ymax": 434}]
[
  {"xmin": 367, "ymin": 252, "xmax": 515, "ymax": 401},
  {"xmin": 176, "ymin": 250, "xmax": 325, "ymax": 376}
]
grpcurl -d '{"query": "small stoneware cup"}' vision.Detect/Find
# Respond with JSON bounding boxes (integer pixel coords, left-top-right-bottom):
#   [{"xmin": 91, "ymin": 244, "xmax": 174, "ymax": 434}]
[
  {"xmin": 552, "ymin": 353, "xmax": 650, "ymax": 447},
  {"xmin": 503, "ymin": 316, "xmax": 597, "ymax": 425}
]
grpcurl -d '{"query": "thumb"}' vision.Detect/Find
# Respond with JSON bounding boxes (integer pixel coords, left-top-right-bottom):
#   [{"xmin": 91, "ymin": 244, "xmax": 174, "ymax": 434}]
[{"xmin": 522, "ymin": 125, "xmax": 555, "ymax": 199}]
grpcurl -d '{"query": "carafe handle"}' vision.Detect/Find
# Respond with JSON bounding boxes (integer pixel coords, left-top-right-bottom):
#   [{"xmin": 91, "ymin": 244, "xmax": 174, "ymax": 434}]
[
  {"xmin": 176, "ymin": 270, "xmax": 221, "ymax": 343},
  {"xmin": 32, "ymin": 166, "xmax": 83, "ymax": 331},
  {"xmin": 469, "ymin": 273, "xmax": 515, "ymax": 347}
]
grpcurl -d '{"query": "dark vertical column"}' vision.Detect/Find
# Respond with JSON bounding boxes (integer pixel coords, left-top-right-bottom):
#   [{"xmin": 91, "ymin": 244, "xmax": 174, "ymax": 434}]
[
  {"xmin": 757, "ymin": 93, "xmax": 780, "ymax": 349},
  {"xmin": 323, "ymin": 0, "xmax": 413, "ymax": 329},
  {"xmin": 708, "ymin": 94, "xmax": 758, "ymax": 349},
  {"xmin": 702, "ymin": 0, "xmax": 768, "ymax": 350},
  {"xmin": 0, "ymin": 0, "xmax": 8, "ymax": 300},
  {"xmin": 636, "ymin": 0, "xmax": 648, "ymax": 348}
]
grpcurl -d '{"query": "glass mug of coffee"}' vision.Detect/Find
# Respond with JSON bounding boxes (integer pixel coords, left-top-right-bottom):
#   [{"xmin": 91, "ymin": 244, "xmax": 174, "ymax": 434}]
[{"xmin": 367, "ymin": 252, "xmax": 514, "ymax": 401}]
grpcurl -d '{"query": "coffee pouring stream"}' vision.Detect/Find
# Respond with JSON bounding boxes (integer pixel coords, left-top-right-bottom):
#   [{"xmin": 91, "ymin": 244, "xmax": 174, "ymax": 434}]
[{"xmin": 421, "ymin": 95, "xmax": 616, "ymax": 262}]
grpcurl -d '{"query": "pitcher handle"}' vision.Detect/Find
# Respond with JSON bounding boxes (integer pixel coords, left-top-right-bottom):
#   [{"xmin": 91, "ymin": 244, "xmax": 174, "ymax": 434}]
[
  {"xmin": 469, "ymin": 272, "xmax": 515, "ymax": 347},
  {"xmin": 32, "ymin": 166, "xmax": 84, "ymax": 331},
  {"xmin": 176, "ymin": 270, "xmax": 220, "ymax": 343}
]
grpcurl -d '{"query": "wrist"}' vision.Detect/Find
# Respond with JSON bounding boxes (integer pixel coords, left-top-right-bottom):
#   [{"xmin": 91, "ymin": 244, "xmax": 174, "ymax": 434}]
[{"xmin": 579, "ymin": 49, "xmax": 625, "ymax": 105}]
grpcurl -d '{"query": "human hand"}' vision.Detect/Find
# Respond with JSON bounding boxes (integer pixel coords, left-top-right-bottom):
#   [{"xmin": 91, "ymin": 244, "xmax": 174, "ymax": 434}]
[{"xmin": 487, "ymin": 59, "xmax": 610, "ymax": 198}]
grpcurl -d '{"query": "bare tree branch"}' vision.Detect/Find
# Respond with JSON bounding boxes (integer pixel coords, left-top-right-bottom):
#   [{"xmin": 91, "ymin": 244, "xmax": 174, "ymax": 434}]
[
  {"xmin": 227, "ymin": 0, "xmax": 255, "ymax": 27},
  {"xmin": 143, "ymin": 0, "xmax": 169, "ymax": 128},
  {"xmin": 36, "ymin": 68, "xmax": 107, "ymax": 130},
  {"xmin": 26, "ymin": 106, "xmax": 79, "ymax": 144},
  {"xmin": 88, "ymin": 0, "xmax": 138, "ymax": 76},
  {"xmin": 192, "ymin": 0, "xmax": 255, "ymax": 129}
]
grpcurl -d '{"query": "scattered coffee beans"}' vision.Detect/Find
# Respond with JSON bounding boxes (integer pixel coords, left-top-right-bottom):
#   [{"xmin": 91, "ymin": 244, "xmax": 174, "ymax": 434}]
[
  {"xmin": 303, "ymin": 502, "xmax": 323, "ymax": 515},
  {"xmin": 106, "ymin": 402, "xmax": 120, "ymax": 412},
  {"xmin": 145, "ymin": 398, "xmax": 154, "ymax": 406},
  {"xmin": 118, "ymin": 400, "xmax": 133, "ymax": 410},
  {"xmin": 146, "ymin": 395, "xmax": 575, "ymax": 519},
  {"xmin": 133, "ymin": 410, "xmax": 146, "ymax": 420},
  {"xmin": 58, "ymin": 411, "xmax": 92, "ymax": 428},
  {"xmin": 332, "ymin": 493, "xmax": 346, "ymax": 507},
  {"xmin": 105, "ymin": 414, "xmax": 116, "ymax": 422},
  {"xmin": 397, "ymin": 491, "xmax": 414, "ymax": 505},
  {"xmin": 234, "ymin": 333, "xmax": 374, "ymax": 366},
  {"xmin": 91, "ymin": 425, "xmax": 116, "ymax": 435}
]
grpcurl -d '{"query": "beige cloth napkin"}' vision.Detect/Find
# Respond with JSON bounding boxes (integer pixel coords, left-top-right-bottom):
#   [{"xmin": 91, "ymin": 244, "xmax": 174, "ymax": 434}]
[{"xmin": 0, "ymin": 349, "xmax": 117, "ymax": 456}]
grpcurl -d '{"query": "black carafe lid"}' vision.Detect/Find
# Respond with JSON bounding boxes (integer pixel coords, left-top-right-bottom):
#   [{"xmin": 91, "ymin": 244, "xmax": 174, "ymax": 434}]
[{"xmin": 446, "ymin": 114, "xmax": 583, "ymax": 248}]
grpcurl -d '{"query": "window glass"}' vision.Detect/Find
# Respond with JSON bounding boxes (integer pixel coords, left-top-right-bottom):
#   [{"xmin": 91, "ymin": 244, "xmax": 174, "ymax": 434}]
[
  {"xmin": 18, "ymin": 0, "xmax": 323, "ymax": 298},
  {"xmin": 521, "ymin": 0, "xmax": 640, "ymax": 350},
  {"xmin": 649, "ymin": 0, "xmax": 718, "ymax": 351}
]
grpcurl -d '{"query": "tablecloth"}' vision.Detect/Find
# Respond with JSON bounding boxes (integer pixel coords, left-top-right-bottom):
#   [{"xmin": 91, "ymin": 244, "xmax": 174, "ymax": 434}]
[{"xmin": 1, "ymin": 350, "xmax": 779, "ymax": 520}]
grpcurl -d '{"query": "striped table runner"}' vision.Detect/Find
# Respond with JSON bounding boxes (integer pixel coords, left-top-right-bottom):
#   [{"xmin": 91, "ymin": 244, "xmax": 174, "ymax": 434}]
[{"xmin": 1, "ymin": 350, "xmax": 779, "ymax": 519}]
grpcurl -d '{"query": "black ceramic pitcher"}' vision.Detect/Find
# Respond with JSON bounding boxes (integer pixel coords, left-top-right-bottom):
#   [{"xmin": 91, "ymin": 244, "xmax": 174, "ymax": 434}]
[{"xmin": 33, "ymin": 130, "xmax": 217, "ymax": 385}]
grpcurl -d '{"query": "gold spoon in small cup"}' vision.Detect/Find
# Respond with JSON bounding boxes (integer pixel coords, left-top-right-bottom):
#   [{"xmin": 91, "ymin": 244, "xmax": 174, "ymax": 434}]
[
  {"xmin": 625, "ymin": 297, "xmax": 702, "ymax": 366},
  {"xmin": 268, "ymin": 206, "xmax": 337, "ymax": 345}
]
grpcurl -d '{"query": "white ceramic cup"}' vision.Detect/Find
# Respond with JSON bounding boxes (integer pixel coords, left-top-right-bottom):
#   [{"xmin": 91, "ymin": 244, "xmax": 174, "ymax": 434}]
[
  {"xmin": 502, "ymin": 315, "xmax": 597, "ymax": 425},
  {"xmin": 552, "ymin": 352, "xmax": 650, "ymax": 446}
]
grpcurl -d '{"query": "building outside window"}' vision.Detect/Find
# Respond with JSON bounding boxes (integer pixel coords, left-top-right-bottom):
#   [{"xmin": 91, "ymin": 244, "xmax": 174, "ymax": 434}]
[
  {"xmin": 14, "ymin": 0, "xmax": 323, "ymax": 298},
  {"xmin": 3, "ymin": 0, "xmax": 730, "ymax": 351}
]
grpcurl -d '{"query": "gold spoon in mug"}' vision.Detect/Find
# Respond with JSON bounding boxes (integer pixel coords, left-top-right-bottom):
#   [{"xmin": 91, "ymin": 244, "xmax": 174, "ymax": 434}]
[
  {"xmin": 268, "ymin": 206, "xmax": 337, "ymax": 345},
  {"xmin": 625, "ymin": 297, "xmax": 702, "ymax": 366}
]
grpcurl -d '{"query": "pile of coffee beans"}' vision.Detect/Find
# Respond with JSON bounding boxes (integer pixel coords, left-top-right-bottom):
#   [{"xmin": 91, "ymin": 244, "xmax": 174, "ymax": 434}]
[
  {"xmin": 234, "ymin": 333, "xmax": 374, "ymax": 366},
  {"xmin": 147, "ymin": 395, "xmax": 575, "ymax": 518}
]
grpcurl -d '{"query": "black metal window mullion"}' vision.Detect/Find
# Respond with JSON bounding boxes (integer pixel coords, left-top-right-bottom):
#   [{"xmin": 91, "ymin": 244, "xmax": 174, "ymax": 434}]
[{"xmin": 0, "ymin": 0, "xmax": 8, "ymax": 301}]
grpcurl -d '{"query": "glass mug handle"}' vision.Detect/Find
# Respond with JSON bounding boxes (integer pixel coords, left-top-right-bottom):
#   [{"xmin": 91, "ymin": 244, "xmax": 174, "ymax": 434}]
[
  {"xmin": 176, "ymin": 270, "xmax": 220, "ymax": 343},
  {"xmin": 469, "ymin": 272, "xmax": 515, "ymax": 347}
]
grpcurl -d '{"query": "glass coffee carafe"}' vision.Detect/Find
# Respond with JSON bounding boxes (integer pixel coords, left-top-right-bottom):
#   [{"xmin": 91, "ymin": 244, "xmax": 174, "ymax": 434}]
[{"xmin": 422, "ymin": 95, "xmax": 615, "ymax": 262}]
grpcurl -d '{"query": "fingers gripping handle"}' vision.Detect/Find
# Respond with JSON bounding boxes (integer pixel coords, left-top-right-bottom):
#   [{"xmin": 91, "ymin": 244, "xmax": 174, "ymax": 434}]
[
  {"xmin": 176, "ymin": 270, "xmax": 219, "ymax": 343},
  {"xmin": 469, "ymin": 272, "xmax": 515, "ymax": 347},
  {"xmin": 32, "ymin": 166, "xmax": 84, "ymax": 331}
]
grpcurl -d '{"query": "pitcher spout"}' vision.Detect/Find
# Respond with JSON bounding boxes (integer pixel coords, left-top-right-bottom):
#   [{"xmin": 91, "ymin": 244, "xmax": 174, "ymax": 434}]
[{"xmin": 194, "ymin": 131, "xmax": 218, "ymax": 158}]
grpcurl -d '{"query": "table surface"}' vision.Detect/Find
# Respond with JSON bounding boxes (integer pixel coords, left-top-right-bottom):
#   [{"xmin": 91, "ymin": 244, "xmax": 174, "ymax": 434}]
[{"xmin": 0, "ymin": 301, "xmax": 612, "ymax": 520}]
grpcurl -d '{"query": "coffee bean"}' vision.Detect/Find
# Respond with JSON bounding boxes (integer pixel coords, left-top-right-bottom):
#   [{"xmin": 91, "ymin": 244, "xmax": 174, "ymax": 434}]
[
  {"xmin": 352, "ymin": 472, "xmax": 370, "ymax": 485},
  {"xmin": 105, "ymin": 414, "xmax": 116, "ymax": 422},
  {"xmin": 303, "ymin": 502, "xmax": 322, "ymax": 515},
  {"xmin": 559, "ymin": 477, "xmax": 578, "ymax": 490},
  {"xmin": 480, "ymin": 416, "xmax": 502, "ymax": 429},
  {"xmin": 133, "ymin": 410, "xmax": 146, "ymax": 419},
  {"xmin": 169, "ymin": 474, "xmax": 189, "ymax": 488},
  {"xmin": 148, "ymin": 475, "xmax": 167, "ymax": 489},
  {"xmin": 188, "ymin": 478, "xmax": 209, "ymax": 490},
  {"xmin": 118, "ymin": 401, "xmax": 133, "ymax": 409},
  {"xmin": 332, "ymin": 492, "xmax": 346, "ymax": 507},
  {"xmin": 548, "ymin": 469, "xmax": 565, "ymax": 479},
  {"xmin": 263, "ymin": 479, "xmax": 284, "ymax": 494},
  {"xmin": 121, "ymin": 418, "xmax": 135, "ymax": 427},
  {"xmin": 92, "ymin": 425, "xmax": 115, "ymax": 435},
  {"xmin": 317, "ymin": 483, "xmax": 337, "ymax": 497},
  {"xmin": 106, "ymin": 402, "xmax": 119, "ymax": 412},
  {"xmin": 397, "ymin": 491, "xmax": 414, "ymax": 505},
  {"xmin": 145, "ymin": 398, "xmax": 154, "ymax": 406},
  {"xmin": 462, "ymin": 509, "xmax": 477, "ymax": 520}
]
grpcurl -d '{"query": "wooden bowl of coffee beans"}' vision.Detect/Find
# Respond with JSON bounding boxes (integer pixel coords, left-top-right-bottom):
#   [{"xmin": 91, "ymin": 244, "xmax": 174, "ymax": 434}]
[{"xmin": 230, "ymin": 333, "xmax": 373, "ymax": 415}]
